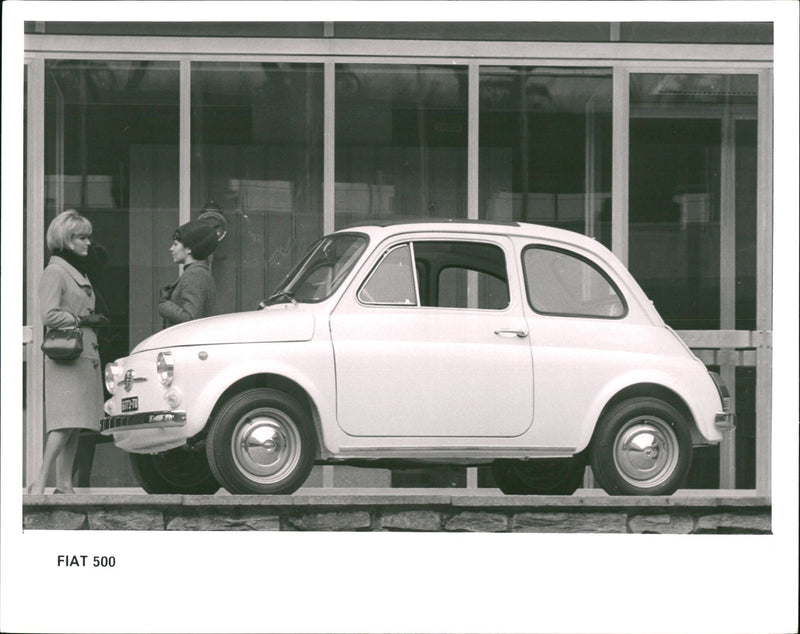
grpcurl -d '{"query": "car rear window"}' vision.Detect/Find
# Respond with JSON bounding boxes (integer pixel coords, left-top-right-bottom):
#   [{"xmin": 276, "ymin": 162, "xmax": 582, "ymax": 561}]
[{"xmin": 523, "ymin": 246, "xmax": 626, "ymax": 318}]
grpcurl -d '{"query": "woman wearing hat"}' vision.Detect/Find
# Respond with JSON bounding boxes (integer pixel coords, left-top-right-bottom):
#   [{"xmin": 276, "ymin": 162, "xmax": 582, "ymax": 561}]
[{"xmin": 158, "ymin": 219, "xmax": 219, "ymax": 328}]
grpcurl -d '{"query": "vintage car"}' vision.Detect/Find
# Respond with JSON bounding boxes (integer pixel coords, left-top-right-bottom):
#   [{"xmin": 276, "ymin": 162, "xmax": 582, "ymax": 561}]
[{"xmin": 101, "ymin": 220, "xmax": 734, "ymax": 496}]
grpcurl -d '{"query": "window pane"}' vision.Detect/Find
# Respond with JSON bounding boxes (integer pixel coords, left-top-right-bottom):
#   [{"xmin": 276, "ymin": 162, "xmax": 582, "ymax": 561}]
[
  {"xmin": 523, "ymin": 247, "xmax": 625, "ymax": 317},
  {"xmin": 629, "ymin": 73, "xmax": 757, "ymax": 330},
  {"xmin": 412, "ymin": 241, "xmax": 508, "ymax": 310},
  {"xmin": 45, "ymin": 59, "xmax": 180, "ymax": 357},
  {"xmin": 359, "ymin": 244, "xmax": 417, "ymax": 305},
  {"xmin": 335, "ymin": 64, "xmax": 468, "ymax": 228},
  {"xmin": 192, "ymin": 62, "xmax": 324, "ymax": 313},
  {"xmin": 277, "ymin": 233, "xmax": 368, "ymax": 304},
  {"xmin": 479, "ymin": 67, "xmax": 612, "ymax": 247},
  {"xmin": 438, "ymin": 268, "xmax": 509, "ymax": 310}
]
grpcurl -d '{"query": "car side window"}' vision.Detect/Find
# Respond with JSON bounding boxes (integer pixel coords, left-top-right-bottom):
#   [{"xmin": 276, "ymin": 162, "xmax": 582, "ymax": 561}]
[
  {"xmin": 414, "ymin": 241, "xmax": 509, "ymax": 310},
  {"xmin": 358, "ymin": 243, "xmax": 417, "ymax": 305},
  {"xmin": 438, "ymin": 267, "xmax": 509, "ymax": 309},
  {"xmin": 523, "ymin": 246, "xmax": 626, "ymax": 318},
  {"xmin": 359, "ymin": 239, "xmax": 510, "ymax": 310}
]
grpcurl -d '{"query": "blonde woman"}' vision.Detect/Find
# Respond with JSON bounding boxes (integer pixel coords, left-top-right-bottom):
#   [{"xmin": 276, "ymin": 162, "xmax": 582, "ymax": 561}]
[{"xmin": 28, "ymin": 210, "xmax": 108, "ymax": 494}]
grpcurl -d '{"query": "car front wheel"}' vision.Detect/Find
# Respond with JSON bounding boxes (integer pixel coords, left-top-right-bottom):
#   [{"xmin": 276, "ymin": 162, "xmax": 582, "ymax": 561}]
[
  {"xmin": 590, "ymin": 397, "xmax": 692, "ymax": 495},
  {"xmin": 130, "ymin": 447, "xmax": 220, "ymax": 494},
  {"xmin": 492, "ymin": 458, "xmax": 585, "ymax": 495},
  {"xmin": 205, "ymin": 388, "xmax": 317, "ymax": 495}
]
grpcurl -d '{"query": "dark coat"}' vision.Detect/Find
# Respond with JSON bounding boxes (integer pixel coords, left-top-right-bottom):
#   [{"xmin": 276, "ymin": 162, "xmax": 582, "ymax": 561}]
[{"xmin": 158, "ymin": 261, "xmax": 216, "ymax": 328}]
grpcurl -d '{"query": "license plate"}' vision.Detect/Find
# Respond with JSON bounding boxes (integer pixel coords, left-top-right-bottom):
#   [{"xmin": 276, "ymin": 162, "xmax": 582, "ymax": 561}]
[{"xmin": 121, "ymin": 396, "xmax": 139, "ymax": 413}]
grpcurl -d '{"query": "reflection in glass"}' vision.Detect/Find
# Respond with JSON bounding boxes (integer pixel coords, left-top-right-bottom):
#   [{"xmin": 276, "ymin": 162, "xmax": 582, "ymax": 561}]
[
  {"xmin": 335, "ymin": 64, "xmax": 468, "ymax": 228},
  {"xmin": 192, "ymin": 62, "xmax": 324, "ymax": 313},
  {"xmin": 45, "ymin": 59, "xmax": 180, "ymax": 356},
  {"xmin": 267, "ymin": 233, "xmax": 368, "ymax": 305},
  {"xmin": 479, "ymin": 67, "xmax": 612, "ymax": 247},
  {"xmin": 629, "ymin": 73, "xmax": 757, "ymax": 330}
]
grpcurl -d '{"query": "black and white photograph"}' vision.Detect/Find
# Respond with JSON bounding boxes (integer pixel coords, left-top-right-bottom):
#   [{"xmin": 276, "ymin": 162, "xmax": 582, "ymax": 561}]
[{"xmin": 1, "ymin": 2, "xmax": 798, "ymax": 633}]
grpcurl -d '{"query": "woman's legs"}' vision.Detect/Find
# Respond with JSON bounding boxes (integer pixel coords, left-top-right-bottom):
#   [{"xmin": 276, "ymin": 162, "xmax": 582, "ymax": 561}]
[
  {"xmin": 28, "ymin": 429, "xmax": 72, "ymax": 494},
  {"xmin": 54, "ymin": 429, "xmax": 80, "ymax": 493}
]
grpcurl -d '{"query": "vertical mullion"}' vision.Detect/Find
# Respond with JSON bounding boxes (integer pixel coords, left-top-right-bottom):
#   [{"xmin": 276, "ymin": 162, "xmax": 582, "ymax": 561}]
[
  {"xmin": 584, "ymin": 103, "xmax": 597, "ymax": 238},
  {"xmin": 179, "ymin": 59, "xmax": 191, "ymax": 224},
  {"xmin": 720, "ymin": 113, "xmax": 736, "ymax": 330},
  {"xmin": 612, "ymin": 67, "xmax": 629, "ymax": 266},
  {"xmin": 324, "ymin": 61, "xmax": 335, "ymax": 234},
  {"xmin": 322, "ymin": 60, "xmax": 335, "ymax": 488},
  {"xmin": 25, "ymin": 57, "xmax": 46, "ymax": 487},
  {"xmin": 719, "ymin": 112, "xmax": 736, "ymax": 488},
  {"xmin": 468, "ymin": 63, "xmax": 479, "ymax": 221},
  {"xmin": 466, "ymin": 63, "xmax": 479, "ymax": 487},
  {"xmin": 755, "ymin": 69, "xmax": 773, "ymax": 495}
]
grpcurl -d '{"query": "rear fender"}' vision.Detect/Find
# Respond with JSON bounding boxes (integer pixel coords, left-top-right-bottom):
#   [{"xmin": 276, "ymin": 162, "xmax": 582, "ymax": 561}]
[{"xmin": 574, "ymin": 368, "xmax": 716, "ymax": 453}]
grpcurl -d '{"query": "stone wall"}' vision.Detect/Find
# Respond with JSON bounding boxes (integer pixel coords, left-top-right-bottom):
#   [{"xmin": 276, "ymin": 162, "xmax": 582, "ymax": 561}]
[{"xmin": 23, "ymin": 492, "xmax": 771, "ymax": 533}]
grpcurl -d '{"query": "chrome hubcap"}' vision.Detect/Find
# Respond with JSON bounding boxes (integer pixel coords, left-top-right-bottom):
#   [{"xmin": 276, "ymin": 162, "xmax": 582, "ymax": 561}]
[
  {"xmin": 231, "ymin": 408, "xmax": 301, "ymax": 484},
  {"xmin": 613, "ymin": 416, "xmax": 679, "ymax": 489}
]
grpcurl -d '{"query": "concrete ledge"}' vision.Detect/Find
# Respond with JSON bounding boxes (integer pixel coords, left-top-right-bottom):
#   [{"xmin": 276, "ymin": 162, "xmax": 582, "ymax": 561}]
[{"xmin": 22, "ymin": 489, "xmax": 771, "ymax": 533}]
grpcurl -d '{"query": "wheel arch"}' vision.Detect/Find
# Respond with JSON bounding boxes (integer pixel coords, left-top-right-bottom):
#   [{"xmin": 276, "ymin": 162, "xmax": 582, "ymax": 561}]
[
  {"xmin": 197, "ymin": 373, "xmax": 325, "ymax": 459},
  {"xmin": 583, "ymin": 382, "xmax": 702, "ymax": 454}
]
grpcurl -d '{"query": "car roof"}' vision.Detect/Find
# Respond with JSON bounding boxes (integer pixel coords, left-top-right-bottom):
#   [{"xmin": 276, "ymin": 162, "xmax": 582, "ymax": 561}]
[{"xmin": 336, "ymin": 218, "xmax": 602, "ymax": 251}]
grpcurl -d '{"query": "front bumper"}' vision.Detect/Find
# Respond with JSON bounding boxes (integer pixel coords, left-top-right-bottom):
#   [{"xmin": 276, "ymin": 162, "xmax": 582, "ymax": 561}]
[
  {"xmin": 714, "ymin": 411, "xmax": 736, "ymax": 431},
  {"xmin": 101, "ymin": 411, "xmax": 186, "ymax": 435}
]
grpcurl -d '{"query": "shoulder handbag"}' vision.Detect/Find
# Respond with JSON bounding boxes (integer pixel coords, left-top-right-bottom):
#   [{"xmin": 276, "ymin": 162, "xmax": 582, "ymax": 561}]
[{"xmin": 41, "ymin": 326, "xmax": 83, "ymax": 361}]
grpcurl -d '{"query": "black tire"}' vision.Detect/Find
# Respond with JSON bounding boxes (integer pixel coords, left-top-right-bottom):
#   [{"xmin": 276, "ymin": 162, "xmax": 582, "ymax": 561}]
[
  {"xmin": 492, "ymin": 458, "xmax": 585, "ymax": 495},
  {"xmin": 590, "ymin": 397, "xmax": 692, "ymax": 495},
  {"xmin": 130, "ymin": 447, "xmax": 220, "ymax": 494},
  {"xmin": 205, "ymin": 388, "xmax": 317, "ymax": 495}
]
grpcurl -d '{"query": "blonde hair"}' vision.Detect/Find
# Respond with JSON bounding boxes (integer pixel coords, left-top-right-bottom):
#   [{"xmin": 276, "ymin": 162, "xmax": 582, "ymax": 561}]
[{"xmin": 46, "ymin": 209, "xmax": 92, "ymax": 251}]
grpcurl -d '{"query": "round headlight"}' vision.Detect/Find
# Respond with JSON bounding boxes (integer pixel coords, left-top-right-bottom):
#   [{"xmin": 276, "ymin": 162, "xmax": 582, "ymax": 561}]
[
  {"xmin": 157, "ymin": 351, "xmax": 174, "ymax": 386},
  {"xmin": 104, "ymin": 363, "xmax": 119, "ymax": 394}
]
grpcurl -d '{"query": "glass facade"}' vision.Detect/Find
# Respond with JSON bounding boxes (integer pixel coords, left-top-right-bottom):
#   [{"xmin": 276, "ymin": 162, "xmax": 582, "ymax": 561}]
[
  {"xmin": 44, "ymin": 60, "xmax": 180, "ymax": 357},
  {"xmin": 23, "ymin": 38, "xmax": 771, "ymax": 492},
  {"xmin": 191, "ymin": 62, "xmax": 324, "ymax": 315},
  {"xmin": 335, "ymin": 64, "xmax": 468, "ymax": 227},
  {"xmin": 479, "ymin": 67, "xmax": 612, "ymax": 247},
  {"xmin": 628, "ymin": 73, "xmax": 758, "ymax": 330}
]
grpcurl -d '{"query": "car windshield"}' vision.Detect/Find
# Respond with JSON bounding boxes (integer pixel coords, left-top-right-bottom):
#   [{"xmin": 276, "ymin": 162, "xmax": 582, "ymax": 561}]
[{"xmin": 261, "ymin": 233, "xmax": 369, "ymax": 306}]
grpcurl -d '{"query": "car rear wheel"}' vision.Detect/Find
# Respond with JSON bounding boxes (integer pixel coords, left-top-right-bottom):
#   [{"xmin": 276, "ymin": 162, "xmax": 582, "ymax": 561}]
[
  {"xmin": 590, "ymin": 397, "xmax": 692, "ymax": 495},
  {"xmin": 130, "ymin": 447, "xmax": 220, "ymax": 494},
  {"xmin": 205, "ymin": 388, "xmax": 317, "ymax": 495},
  {"xmin": 492, "ymin": 458, "xmax": 585, "ymax": 495}
]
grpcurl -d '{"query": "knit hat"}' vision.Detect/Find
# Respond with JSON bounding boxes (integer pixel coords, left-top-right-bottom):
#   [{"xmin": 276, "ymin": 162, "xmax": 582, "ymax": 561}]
[{"xmin": 173, "ymin": 219, "xmax": 219, "ymax": 260}]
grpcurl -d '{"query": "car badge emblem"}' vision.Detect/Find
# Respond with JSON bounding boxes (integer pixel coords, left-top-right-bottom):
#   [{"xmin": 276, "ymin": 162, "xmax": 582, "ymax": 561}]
[{"xmin": 123, "ymin": 370, "xmax": 135, "ymax": 392}]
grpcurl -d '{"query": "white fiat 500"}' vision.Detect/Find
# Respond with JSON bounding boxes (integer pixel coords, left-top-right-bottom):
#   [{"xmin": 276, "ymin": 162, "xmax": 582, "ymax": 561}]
[{"xmin": 102, "ymin": 221, "xmax": 734, "ymax": 496}]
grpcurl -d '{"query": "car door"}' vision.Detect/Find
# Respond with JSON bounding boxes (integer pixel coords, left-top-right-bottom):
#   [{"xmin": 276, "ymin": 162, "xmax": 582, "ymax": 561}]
[
  {"xmin": 329, "ymin": 234, "xmax": 533, "ymax": 438},
  {"xmin": 518, "ymin": 241, "xmax": 639, "ymax": 448}
]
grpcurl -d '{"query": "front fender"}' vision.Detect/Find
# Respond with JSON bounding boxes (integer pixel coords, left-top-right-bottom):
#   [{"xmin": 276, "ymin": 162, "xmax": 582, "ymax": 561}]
[{"xmin": 183, "ymin": 341, "xmax": 335, "ymax": 439}]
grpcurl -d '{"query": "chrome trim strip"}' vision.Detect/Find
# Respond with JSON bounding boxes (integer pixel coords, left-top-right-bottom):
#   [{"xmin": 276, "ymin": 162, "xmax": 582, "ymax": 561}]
[{"xmin": 338, "ymin": 446, "xmax": 576, "ymax": 456}]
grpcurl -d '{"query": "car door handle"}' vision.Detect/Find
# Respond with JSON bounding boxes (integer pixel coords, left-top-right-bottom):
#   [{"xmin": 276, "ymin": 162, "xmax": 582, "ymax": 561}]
[{"xmin": 494, "ymin": 329, "xmax": 528, "ymax": 338}]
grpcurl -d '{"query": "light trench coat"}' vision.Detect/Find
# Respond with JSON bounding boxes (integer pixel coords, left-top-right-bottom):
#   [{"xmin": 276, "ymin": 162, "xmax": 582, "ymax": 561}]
[{"xmin": 39, "ymin": 255, "xmax": 103, "ymax": 432}]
